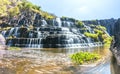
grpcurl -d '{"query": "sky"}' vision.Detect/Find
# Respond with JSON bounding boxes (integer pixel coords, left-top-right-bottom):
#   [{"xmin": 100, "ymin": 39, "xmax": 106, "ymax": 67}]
[{"xmin": 28, "ymin": 0, "xmax": 120, "ymax": 20}]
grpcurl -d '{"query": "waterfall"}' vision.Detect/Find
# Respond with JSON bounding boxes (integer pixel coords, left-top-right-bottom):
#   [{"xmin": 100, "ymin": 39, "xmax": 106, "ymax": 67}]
[
  {"xmin": 41, "ymin": 19, "xmax": 47, "ymax": 26},
  {"xmin": 56, "ymin": 18, "xmax": 62, "ymax": 27},
  {"xmin": 8, "ymin": 28, "xmax": 14, "ymax": 37},
  {"xmin": 37, "ymin": 32, "xmax": 41, "ymax": 38},
  {"xmin": 4, "ymin": 17, "xmax": 104, "ymax": 48},
  {"xmin": 29, "ymin": 39, "xmax": 32, "ymax": 47},
  {"xmin": 1, "ymin": 31, "xmax": 6, "ymax": 37},
  {"xmin": 29, "ymin": 33, "xmax": 33, "ymax": 38},
  {"xmin": 14, "ymin": 27, "xmax": 19, "ymax": 36},
  {"xmin": 86, "ymin": 37, "xmax": 91, "ymax": 43}
]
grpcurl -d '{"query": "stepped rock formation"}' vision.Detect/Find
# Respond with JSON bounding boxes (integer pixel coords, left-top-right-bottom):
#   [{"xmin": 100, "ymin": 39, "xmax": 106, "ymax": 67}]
[
  {"xmin": 1, "ymin": 17, "xmax": 104, "ymax": 48},
  {"xmin": 110, "ymin": 18, "xmax": 120, "ymax": 65}
]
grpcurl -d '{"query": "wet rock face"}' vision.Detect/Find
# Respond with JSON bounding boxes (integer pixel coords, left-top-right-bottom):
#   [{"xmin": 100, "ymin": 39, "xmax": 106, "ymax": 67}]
[{"xmin": 110, "ymin": 18, "xmax": 120, "ymax": 65}]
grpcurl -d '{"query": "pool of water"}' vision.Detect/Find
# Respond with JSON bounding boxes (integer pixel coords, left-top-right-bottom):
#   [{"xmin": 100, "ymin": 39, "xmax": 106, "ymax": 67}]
[{"xmin": 0, "ymin": 46, "xmax": 118, "ymax": 74}]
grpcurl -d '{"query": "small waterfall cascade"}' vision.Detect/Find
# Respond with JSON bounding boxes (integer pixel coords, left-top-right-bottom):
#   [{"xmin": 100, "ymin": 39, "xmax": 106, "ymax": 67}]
[
  {"xmin": 14, "ymin": 27, "xmax": 19, "ymax": 36},
  {"xmin": 1, "ymin": 31, "xmax": 6, "ymax": 37},
  {"xmin": 2, "ymin": 17, "xmax": 104, "ymax": 48},
  {"xmin": 53, "ymin": 18, "xmax": 62, "ymax": 27},
  {"xmin": 8, "ymin": 28, "xmax": 14, "ymax": 36},
  {"xmin": 41, "ymin": 19, "xmax": 47, "ymax": 26}
]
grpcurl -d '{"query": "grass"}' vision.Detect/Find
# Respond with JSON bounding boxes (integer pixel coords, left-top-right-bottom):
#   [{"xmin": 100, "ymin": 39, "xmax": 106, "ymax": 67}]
[
  {"xmin": 7, "ymin": 47, "xmax": 21, "ymax": 50},
  {"xmin": 69, "ymin": 51, "xmax": 101, "ymax": 65}
]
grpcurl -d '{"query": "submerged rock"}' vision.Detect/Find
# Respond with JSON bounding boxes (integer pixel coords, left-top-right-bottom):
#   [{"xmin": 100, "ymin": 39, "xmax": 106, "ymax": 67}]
[{"xmin": 110, "ymin": 18, "xmax": 120, "ymax": 65}]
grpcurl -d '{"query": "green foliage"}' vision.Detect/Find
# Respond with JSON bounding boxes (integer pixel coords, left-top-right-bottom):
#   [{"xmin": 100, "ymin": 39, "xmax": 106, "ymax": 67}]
[
  {"xmin": 17, "ymin": 0, "xmax": 55, "ymax": 19},
  {"xmin": 0, "ymin": 5, "xmax": 7, "ymax": 16},
  {"xmin": 7, "ymin": 47, "xmax": 21, "ymax": 50},
  {"xmin": 102, "ymin": 34, "xmax": 112, "ymax": 47},
  {"xmin": 97, "ymin": 25, "xmax": 106, "ymax": 31},
  {"xmin": 62, "ymin": 16, "xmax": 67, "ymax": 19},
  {"xmin": 84, "ymin": 32, "xmax": 98, "ymax": 39},
  {"xmin": 8, "ymin": 6, "xmax": 20, "ymax": 17},
  {"xmin": 88, "ymin": 24, "xmax": 111, "ymax": 45},
  {"xmin": 0, "ymin": 0, "xmax": 55, "ymax": 20},
  {"xmin": 94, "ymin": 29, "xmax": 103, "ymax": 35},
  {"xmin": 18, "ymin": 0, "xmax": 41, "ymax": 11},
  {"xmin": 70, "ymin": 51, "xmax": 101, "ymax": 65},
  {"xmin": 76, "ymin": 21, "xmax": 83, "ymax": 27},
  {"xmin": 40, "ymin": 11, "xmax": 55, "ymax": 19},
  {"xmin": 0, "ymin": 0, "xmax": 11, "ymax": 16}
]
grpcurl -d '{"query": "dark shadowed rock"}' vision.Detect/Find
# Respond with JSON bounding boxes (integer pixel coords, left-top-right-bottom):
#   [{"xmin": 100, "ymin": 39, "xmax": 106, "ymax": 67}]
[{"xmin": 110, "ymin": 18, "xmax": 120, "ymax": 65}]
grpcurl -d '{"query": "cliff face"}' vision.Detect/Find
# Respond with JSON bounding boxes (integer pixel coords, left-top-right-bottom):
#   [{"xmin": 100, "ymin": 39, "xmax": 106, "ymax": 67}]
[
  {"xmin": 110, "ymin": 18, "xmax": 120, "ymax": 65},
  {"xmin": 83, "ymin": 18, "xmax": 117, "ymax": 36}
]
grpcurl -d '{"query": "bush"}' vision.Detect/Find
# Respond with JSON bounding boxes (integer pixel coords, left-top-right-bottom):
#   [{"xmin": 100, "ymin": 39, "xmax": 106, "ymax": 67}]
[
  {"xmin": 94, "ymin": 29, "xmax": 103, "ymax": 35},
  {"xmin": 97, "ymin": 25, "xmax": 106, "ymax": 31},
  {"xmin": 102, "ymin": 34, "xmax": 112, "ymax": 46},
  {"xmin": 84, "ymin": 32, "xmax": 98, "ymax": 39},
  {"xmin": 76, "ymin": 21, "xmax": 83, "ymax": 27},
  {"xmin": 70, "ymin": 51, "xmax": 101, "ymax": 65},
  {"xmin": 8, "ymin": 6, "xmax": 20, "ymax": 17}
]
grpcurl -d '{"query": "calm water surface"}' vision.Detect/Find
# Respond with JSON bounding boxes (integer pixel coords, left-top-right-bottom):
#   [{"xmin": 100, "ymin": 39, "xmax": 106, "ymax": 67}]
[{"xmin": 0, "ymin": 46, "xmax": 119, "ymax": 74}]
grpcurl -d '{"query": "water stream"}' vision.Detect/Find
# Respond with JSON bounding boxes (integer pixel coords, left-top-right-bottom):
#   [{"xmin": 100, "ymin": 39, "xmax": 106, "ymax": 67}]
[{"xmin": 0, "ymin": 47, "xmax": 117, "ymax": 74}]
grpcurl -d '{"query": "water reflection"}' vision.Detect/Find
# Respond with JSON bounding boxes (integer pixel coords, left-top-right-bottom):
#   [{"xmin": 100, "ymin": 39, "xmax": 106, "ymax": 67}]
[
  {"xmin": 0, "ymin": 47, "xmax": 118, "ymax": 74},
  {"xmin": 39, "ymin": 46, "xmax": 105, "ymax": 54}
]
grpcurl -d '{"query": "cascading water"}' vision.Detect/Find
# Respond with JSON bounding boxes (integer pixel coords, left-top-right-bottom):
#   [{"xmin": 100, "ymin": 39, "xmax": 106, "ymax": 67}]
[
  {"xmin": 1, "ymin": 31, "xmax": 6, "ymax": 37},
  {"xmin": 54, "ymin": 18, "xmax": 62, "ymax": 27},
  {"xmin": 2, "ymin": 17, "xmax": 103, "ymax": 48},
  {"xmin": 8, "ymin": 28, "xmax": 14, "ymax": 37}
]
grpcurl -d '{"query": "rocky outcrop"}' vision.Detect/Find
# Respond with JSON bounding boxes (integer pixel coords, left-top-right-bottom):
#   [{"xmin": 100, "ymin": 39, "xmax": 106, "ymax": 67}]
[{"xmin": 110, "ymin": 18, "xmax": 120, "ymax": 65}]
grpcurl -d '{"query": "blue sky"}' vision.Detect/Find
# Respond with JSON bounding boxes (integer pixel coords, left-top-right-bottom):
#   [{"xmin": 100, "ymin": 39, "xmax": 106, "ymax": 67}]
[{"xmin": 28, "ymin": 0, "xmax": 120, "ymax": 20}]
